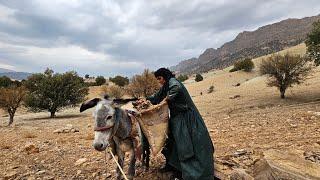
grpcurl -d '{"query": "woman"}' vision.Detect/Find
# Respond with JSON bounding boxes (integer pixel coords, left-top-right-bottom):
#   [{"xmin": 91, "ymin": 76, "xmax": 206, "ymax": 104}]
[{"xmin": 146, "ymin": 68, "xmax": 214, "ymax": 180}]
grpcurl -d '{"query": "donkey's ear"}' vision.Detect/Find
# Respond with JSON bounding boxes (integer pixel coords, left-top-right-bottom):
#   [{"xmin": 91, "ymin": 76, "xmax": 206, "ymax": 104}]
[{"xmin": 80, "ymin": 98, "xmax": 101, "ymax": 112}]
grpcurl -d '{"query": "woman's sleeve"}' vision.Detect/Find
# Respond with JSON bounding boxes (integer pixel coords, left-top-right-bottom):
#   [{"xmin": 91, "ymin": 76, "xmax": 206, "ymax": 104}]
[{"xmin": 146, "ymin": 87, "xmax": 164, "ymax": 105}]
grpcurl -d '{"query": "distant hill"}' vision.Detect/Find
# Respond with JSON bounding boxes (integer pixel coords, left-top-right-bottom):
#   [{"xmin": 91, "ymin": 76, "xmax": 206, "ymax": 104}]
[
  {"xmin": 0, "ymin": 71, "xmax": 32, "ymax": 80},
  {"xmin": 0, "ymin": 68, "xmax": 15, "ymax": 73},
  {"xmin": 171, "ymin": 14, "xmax": 320, "ymax": 75}
]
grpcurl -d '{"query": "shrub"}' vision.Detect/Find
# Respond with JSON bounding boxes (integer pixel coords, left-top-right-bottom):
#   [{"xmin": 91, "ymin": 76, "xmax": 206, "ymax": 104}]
[
  {"xmin": 195, "ymin": 74, "xmax": 203, "ymax": 82},
  {"xmin": 260, "ymin": 54, "xmax": 312, "ymax": 99},
  {"xmin": 230, "ymin": 58, "xmax": 255, "ymax": 72},
  {"xmin": 101, "ymin": 85, "xmax": 125, "ymax": 99},
  {"xmin": 0, "ymin": 76, "xmax": 13, "ymax": 88},
  {"xmin": 177, "ymin": 74, "xmax": 188, "ymax": 82},
  {"xmin": 95, "ymin": 76, "xmax": 106, "ymax": 86},
  {"xmin": 109, "ymin": 75, "xmax": 129, "ymax": 87},
  {"xmin": 207, "ymin": 85, "xmax": 214, "ymax": 93},
  {"xmin": 126, "ymin": 69, "xmax": 159, "ymax": 98}
]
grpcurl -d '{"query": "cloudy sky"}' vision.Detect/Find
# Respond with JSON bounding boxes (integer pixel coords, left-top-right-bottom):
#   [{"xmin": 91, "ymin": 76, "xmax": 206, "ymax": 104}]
[{"xmin": 0, "ymin": 0, "xmax": 319, "ymax": 77}]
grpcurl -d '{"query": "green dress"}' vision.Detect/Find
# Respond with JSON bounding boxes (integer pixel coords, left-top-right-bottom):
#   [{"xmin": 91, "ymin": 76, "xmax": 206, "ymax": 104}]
[{"xmin": 147, "ymin": 77, "xmax": 214, "ymax": 180}]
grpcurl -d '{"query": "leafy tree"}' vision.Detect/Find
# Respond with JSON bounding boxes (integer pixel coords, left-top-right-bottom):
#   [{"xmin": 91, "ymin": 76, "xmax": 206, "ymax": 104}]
[
  {"xmin": 0, "ymin": 86, "xmax": 26, "ymax": 126},
  {"xmin": 195, "ymin": 74, "xmax": 203, "ymax": 82},
  {"xmin": 0, "ymin": 76, "xmax": 13, "ymax": 88},
  {"xmin": 177, "ymin": 74, "xmax": 188, "ymax": 82},
  {"xmin": 24, "ymin": 69, "xmax": 89, "ymax": 118},
  {"xmin": 230, "ymin": 58, "xmax": 255, "ymax": 72},
  {"xmin": 109, "ymin": 75, "xmax": 129, "ymax": 87},
  {"xmin": 95, "ymin": 76, "xmax": 106, "ymax": 86},
  {"xmin": 126, "ymin": 69, "xmax": 159, "ymax": 98},
  {"xmin": 260, "ymin": 54, "xmax": 312, "ymax": 99},
  {"xmin": 306, "ymin": 21, "xmax": 320, "ymax": 66},
  {"xmin": 85, "ymin": 74, "xmax": 90, "ymax": 79}
]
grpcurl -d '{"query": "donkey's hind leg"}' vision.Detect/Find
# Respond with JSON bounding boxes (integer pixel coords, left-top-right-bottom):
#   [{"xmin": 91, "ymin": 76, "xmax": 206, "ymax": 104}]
[
  {"xmin": 128, "ymin": 140, "xmax": 136, "ymax": 180},
  {"xmin": 141, "ymin": 133, "xmax": 150, "ymax": 171}
]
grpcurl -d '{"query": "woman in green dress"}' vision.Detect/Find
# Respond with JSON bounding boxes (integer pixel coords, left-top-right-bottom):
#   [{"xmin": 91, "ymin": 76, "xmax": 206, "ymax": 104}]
[{"xmin": 146, "ymin": 68, "xmax": 215, "ymax": 180}]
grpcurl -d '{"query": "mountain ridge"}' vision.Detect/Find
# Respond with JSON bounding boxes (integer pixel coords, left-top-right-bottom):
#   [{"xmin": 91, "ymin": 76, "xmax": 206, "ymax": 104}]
[{"xmin": 171, "ymin": 14, "xmax": 320, "ymax": 74}]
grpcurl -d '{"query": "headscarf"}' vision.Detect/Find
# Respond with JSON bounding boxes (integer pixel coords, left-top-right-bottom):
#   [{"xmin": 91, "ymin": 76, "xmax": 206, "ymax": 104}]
[{"xmin": 154, "ymin": 68, "xmax": 175, "ymax": 82}]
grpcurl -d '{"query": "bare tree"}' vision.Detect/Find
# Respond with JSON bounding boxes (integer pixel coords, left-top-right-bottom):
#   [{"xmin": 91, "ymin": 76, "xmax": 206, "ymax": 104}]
[
  {"xmin": 0, "ymin": 86, "xmax": 27, "ymax": 126},
  {"xmin": 260, "ymin": 54, "xmax": 313, "ymax": 99},
  {"xmin": 126, "ymin": 69, "xmax": 159, "ymax": 98},
  {"xmin": 101, "ymin": 85, "xmax": 125, "ymax": 99}
]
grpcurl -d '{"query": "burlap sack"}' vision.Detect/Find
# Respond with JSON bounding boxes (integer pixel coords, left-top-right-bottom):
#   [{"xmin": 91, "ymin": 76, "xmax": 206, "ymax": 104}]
[{"xmin": 136, "ymin": 100, "xmax": 169, "ymax": 156}]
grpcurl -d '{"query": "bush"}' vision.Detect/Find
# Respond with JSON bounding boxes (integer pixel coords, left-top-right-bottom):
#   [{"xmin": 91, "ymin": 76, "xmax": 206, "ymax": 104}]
[
  {"xmin": 101, "ymin": 85, "xmax": 125, "ymax": 99},
  {"xmin": 126, "ymin": 69, "xmax": 159, "ymax": 98},
  {"xmin": 207, "ymin": 85, "xmax": 214, "ymax": 93},
  {"xmin": 195, "ymin": 74, "xmax": 203, "ymax": 82},
  {"xmin": 306, "ymin": 20, "xmax": 320, "ymax": 66},
  {"xmin": 95, "ymin": 76, "xmax": 106, "ymax": 86},
  {"xmin": 24, "ymin": 69, "xmax": 89, "ymax": 118},
  {"xmin": 85, "ymin": 74, "xmax": 90, "ymax": 79},
  {"xmin": 0, "ymin": 76, "xmax": 13, "ymax": 88},
  {"xmin": 230, "ymin": 58, "xmax": 255, "ymax": 72},
  {"xmin": 260, "ymin": 54, "xmax": 312, "ymax": 99},
  {"xmin": 177, "ymin": 74, "xmax": 188, "ymax": 82},
  {"xmin": 109, "ymin": 75, "xmax": 129, "ymax": 87}
]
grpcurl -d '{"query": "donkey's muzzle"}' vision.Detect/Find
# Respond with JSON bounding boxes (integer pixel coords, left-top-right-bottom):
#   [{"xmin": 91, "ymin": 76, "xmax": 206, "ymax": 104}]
[{"xmin": 93, "ymin": 142, "xmax": 107, "ymax": 151}]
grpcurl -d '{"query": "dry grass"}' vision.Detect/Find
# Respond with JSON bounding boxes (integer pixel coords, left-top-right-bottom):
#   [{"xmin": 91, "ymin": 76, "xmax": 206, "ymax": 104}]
[
  {"xmin": 82, "ymin": 134, "xmax": 94, "ymax": 141},
  {"xmin": 0, "ymin": 142, "xmax": 13, "ymax": 150}
]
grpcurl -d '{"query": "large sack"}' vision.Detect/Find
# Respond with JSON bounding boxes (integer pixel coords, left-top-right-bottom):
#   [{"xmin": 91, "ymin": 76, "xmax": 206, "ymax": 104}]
[{"xmin": 136, "ymin": 100, "xmax": 169, "ymax": 156}]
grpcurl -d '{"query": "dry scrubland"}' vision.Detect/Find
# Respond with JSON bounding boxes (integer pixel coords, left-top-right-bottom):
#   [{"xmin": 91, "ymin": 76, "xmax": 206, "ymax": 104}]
[{"xmin": 1, "ymin": 43, "xmax": 320, "ymax": 179}]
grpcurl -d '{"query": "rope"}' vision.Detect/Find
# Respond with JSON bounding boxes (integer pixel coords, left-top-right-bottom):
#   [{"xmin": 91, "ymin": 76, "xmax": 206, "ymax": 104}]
[{"xmin": 106, "ymin": 148, "xmax": 129, "ymax": 180}]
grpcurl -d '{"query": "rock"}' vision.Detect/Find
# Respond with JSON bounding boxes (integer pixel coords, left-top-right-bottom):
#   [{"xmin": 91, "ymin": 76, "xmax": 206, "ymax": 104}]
[
  {"xmin": 4, "ymin": 170, "xmax": 17, "ymax": 178},
  {"xmin": 36, "ymin": 170, "xmax": 46, "ymax": 175},
  {"xmin": 53, "ymin": 129, "xmax": 62, "ymax": 133},
  {"xmin": 75, "ymin": 158, "xmax": 87, "ymax": 166},
  {"xmin": 234, "ymin": 149, "xmax": 247, "ymax": 157},
  {"xmin": 230, "ymin": 168, "xmax": 254, "ymax": 180},
  {"xmin": 106, "ymin": 173, "xmax": 112, "ymax": 178},
  {"xmin": 24, "ymin": 143, "xmax": 40, "ymax": 154},
  {"xmin": 76, "ymin": 170, "xmax": 82, "ymax": 176},
  {"xmin": 254, "ymin": 149, "xmax": 320, "ymax": 179},
  {"xmin": 314, "ymin": 112, "xmax": 320, "ymax": 116},
  {"xmin": 229, "ymin": 95, "xmax": 241, "ymax": 99}
]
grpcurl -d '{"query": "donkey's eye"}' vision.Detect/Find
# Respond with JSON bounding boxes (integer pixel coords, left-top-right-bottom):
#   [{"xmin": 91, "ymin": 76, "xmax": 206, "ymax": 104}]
[{"xmin": 106, "ymin": 115, "xmax": 112, "ymax": 120}]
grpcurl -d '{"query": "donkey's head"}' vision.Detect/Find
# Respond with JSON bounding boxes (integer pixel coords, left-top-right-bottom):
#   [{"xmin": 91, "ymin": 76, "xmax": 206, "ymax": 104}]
[{"xmin": 80, "ymin": 96, "xmax": 115, "ymax": 151}]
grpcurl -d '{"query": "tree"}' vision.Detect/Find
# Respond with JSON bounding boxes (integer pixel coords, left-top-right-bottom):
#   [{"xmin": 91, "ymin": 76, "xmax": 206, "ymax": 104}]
[
  {"xmin": 24, "ymin": 69, "xmax": 89, "ymax": 118},
  {"xmin": 0, "ymin": 86, "xmax": 26, "ymax": 126},
  {"xmin": 126, "ymin": 69, "xmax": 159, "ymax": 98},
  {"xmin": 85, "ymin": 74, "xmax": 90, "ymax": 79},
  {"xmin": 230, "ymin": 58, "xmax": 255, "ymax": 72},
  {"xmin": 260, "ymin": 54, "xmax": 312, "ymax": 99},
  {"xmin": 95, "ymin": 76, "xmax": 106, "ymax": 86},
  {"xmin": 0, "ymin": 76, "xmax": 13, "ymax": 88},
  {"xmin": 177, "ymin": 74, "xmax": 188, "ymax": 82},
  {"xmin": 306, "ymin": 20, "xmax": 320, "ymax": 66},
  {"xmin": 195, "ymin": 74, "xmax": 203, "ymax": 82},
  {"xmin": 109, "ymin": 75, "xmax": 129, "ymax": 87}
]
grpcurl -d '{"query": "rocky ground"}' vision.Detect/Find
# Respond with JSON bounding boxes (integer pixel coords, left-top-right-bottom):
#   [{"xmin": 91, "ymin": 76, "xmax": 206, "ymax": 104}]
[{"xmin": 1, "ymin": 44, "xmax": 320, "ymax": 179}]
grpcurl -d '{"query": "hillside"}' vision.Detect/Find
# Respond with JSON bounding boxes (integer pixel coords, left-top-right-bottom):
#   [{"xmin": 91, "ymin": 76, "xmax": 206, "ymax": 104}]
[
  {"xmin": 172, "ymin": 14, "xmax": 320, "ymax": 75},
  {"xmin": 0, "ymin": 72, "xmax": 32, "ymax": 80}
]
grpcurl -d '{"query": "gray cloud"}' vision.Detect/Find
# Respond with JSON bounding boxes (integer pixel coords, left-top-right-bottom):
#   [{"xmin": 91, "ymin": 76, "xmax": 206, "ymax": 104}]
[{"xmin": 0, "ymin": 0, "xmax": 319, "ymax": 76}]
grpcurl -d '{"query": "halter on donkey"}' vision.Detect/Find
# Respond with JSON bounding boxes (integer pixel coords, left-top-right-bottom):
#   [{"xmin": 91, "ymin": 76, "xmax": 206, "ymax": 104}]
[{"xmin": 80, "ymin": 96, "xmax": 150, "ymax": 180}]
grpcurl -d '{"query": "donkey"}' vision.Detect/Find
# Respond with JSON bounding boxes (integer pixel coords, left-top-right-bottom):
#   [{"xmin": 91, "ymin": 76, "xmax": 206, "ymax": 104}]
[{"xmin": 80, "ymin": 96, "xmax": 150, "ymax": 180}]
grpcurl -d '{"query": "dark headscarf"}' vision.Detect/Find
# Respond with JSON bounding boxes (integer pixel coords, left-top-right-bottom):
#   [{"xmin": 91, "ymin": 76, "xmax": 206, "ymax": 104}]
[{"xmin": 154, "ymin": 68, "xmax": 175, "ymax": 82}]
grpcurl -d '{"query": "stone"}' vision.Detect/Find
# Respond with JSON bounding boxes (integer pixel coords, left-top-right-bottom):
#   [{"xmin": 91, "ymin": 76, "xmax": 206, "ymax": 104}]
[
  {"xmin": 254, "ymin": 149, "xmax": 320, "ymax": 179},
  {"xmin": 234, "ymin": 149, "xmax": 247, "ymax": 157},
  {"xmin": 36, "ymin": 170, "xmax": 46, "ymax": 175},
  {"xmin": 230, "ymin": 168, "xmax": 254, "ymax": 180},
  {"xmin": 24, "ymin": 143, "xmax": 40, "ymax": 154},
  {"xmin": 4, "ymin": 170, "xmax": 17, "ymax": 178},
  {"xmin": 53, "ymin": 129, "xmax": 62, "ymax": 133},
  {"xmin": 75, "ymin": 158, "xmax": 87, "ymax": 166},
  {"xmin": 76, "ymin": 170, "xmax": 82, "ymax": 176}
]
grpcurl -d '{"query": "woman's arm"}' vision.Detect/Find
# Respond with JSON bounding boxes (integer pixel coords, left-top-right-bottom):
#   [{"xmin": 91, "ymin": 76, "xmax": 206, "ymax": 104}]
[
  {"xmin": 166, "ymin": 79, "xmax": 181, "ymax": 102},
  {"xmin": 146, "ymin": 87, "xmax": 165, "ymax": 105}
]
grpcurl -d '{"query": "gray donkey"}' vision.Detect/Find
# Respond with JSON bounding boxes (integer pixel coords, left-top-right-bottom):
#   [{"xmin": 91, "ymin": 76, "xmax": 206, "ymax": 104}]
[{"xmin": 80, "ymin": 96, "xmax": 150, "ymax": 180}]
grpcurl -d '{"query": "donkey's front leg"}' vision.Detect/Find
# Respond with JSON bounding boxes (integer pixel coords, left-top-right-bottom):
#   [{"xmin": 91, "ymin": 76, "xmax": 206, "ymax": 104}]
[
  {"xmin": 128, "ymin": 141, "xmax": 136, "ymax": 180},
  {"xmin": 116, "ymin": 147, "xmax": 125, "ymax": 180}
]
